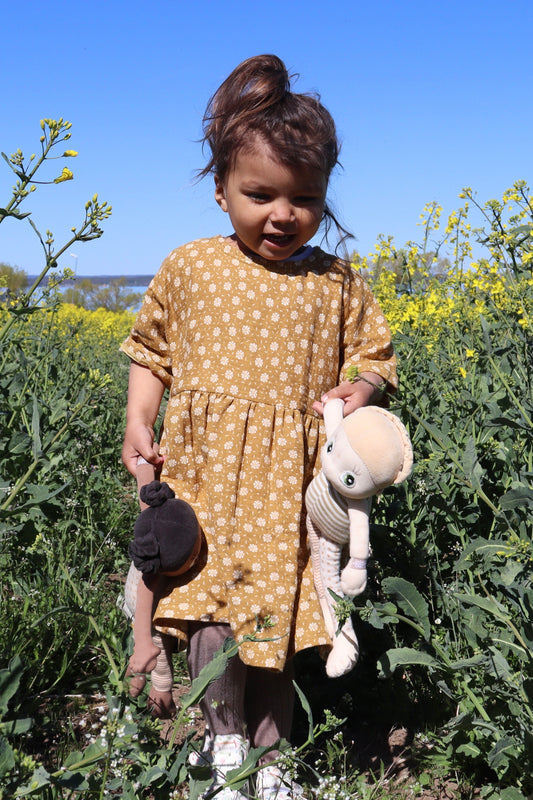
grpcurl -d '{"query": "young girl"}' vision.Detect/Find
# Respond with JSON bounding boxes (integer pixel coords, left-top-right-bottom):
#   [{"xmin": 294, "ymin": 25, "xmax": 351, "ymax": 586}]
[{"xmin": 121, "ymin": 54, "xmax": 397, "ymax": 800}]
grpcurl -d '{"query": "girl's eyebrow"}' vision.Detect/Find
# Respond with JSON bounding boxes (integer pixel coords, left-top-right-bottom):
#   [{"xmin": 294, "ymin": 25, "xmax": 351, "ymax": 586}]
[{"xmin": 241, "ymin": 179, "xmax": 325, "ymax": 194}]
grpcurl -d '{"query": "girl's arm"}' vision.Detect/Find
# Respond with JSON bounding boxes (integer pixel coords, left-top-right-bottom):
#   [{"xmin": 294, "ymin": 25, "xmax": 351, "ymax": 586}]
[{"xmin": 122, "ymin": 362, "xmax": 166, "ymax": 477}]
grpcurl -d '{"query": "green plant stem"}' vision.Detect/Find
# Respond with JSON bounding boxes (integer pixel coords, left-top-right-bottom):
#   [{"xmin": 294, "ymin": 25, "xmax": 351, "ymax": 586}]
[
  {"xmin": 59, "ymin": 563, "xmax": 121, "ymax": 684},
  {"xmin": 0, "ymin": 230, "xmax": 83, "ymax": 346},
  {"xmin": 1, "ymin": 136, "xmax": 57, "ymax": 220},
  {"xmin": 382, "ymin": 609, "xmax": 491, "ymax": 722},
  {"xmin": 407, "ymin": 407, "xmax": 500, "ymax": 515},
  {"xmin": 486, "ymin": 353, "xmax": 533, "ymax": 429},
  {"xmin": 0, "ymin": 394, "xmax": 89, "ymax": 513},
  {"xmin": 477, "ymin": 578, "xmax": 533, "ymax": 662}
]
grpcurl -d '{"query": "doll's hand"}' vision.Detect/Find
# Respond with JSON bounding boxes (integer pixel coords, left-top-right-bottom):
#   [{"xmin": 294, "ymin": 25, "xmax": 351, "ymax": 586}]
[
  {"xmin": 147, "ymin": 688, "xmax": 176, "ymax": 719},
  {"xmin": 313, "ymin": 373, "xmax": 386, "ymax": 417},
  {"xmin": 340, "ymin": 560, "xmax": 368, "ymax": 596}
]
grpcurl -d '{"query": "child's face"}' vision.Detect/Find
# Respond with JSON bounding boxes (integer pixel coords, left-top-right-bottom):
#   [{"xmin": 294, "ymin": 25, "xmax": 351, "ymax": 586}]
[{"xmin": 214, "ymin": 138, "xmax": 327, "ymax": 261}]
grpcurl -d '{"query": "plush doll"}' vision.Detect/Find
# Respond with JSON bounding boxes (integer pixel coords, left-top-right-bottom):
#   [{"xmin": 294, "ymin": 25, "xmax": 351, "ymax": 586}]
[
  {"xmin": 306, "ymin": 398, "xmax": 413, "ymax": 678},
  {"xmin": 125, "ymin": 480, "xmax": 201, "ymax": 713}
]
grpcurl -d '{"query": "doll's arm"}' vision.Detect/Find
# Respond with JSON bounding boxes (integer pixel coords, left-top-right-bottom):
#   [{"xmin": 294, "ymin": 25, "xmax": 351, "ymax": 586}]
[
  {"xmin": 127, "ymin": 574, "xmax": 163, "ymax": 676},
  {"xmin": 340, "ymin": 498, "xmax": 372, "ymax": 596},
  {"xmin": 322, "ymin": 397, "xmax": 345, "ymax": 437}
]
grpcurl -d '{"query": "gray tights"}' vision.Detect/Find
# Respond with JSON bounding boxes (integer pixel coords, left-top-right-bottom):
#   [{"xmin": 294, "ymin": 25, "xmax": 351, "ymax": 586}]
[{"xmin": 187, "ymin": 621, "xmax": 294, "ymax": 750}]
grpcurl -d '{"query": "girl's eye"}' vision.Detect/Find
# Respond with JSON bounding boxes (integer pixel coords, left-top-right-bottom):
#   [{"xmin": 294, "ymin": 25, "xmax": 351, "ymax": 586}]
[
  {"xmin": 248, "ymin": 192, "xmax": 269, "ymax": 202},
  {"xmin": 340, "ymin": 471, "xmax": 356, "ymax": 488},
  {"xmin": 295, "ymin": 196, "xmax": 320, "ymax": 205},
  {"xmin": 326, "ymin": 441, "xmax": 334, "ymax": 453}
]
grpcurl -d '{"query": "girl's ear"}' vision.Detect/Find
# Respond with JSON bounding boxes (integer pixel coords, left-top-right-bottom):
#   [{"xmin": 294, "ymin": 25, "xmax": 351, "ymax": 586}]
[{"xmin": 214, "ymin": 175, "xmax": 228, "ymax": 212}]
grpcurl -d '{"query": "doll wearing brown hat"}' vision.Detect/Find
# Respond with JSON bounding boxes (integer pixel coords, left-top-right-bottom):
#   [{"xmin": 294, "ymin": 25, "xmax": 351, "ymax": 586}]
[{"xmin": 126, "ymin": 479, "xmax": 201, "ymax": 699}]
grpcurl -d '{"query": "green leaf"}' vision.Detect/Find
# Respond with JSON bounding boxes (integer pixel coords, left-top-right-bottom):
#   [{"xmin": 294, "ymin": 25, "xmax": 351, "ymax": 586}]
[
  {"xmin": 456, "ymin": 742, "xmax": 481, "ymax": 757},
  {"xmin": 454, "ymin": 591, "xmax": 512, "ymax": 627},
  {"xmin": 8, "ymin": 431, "xmax": 32, "ymax": 455},
  {"xmin": 63, "ymin": 750, "xmax": 84, "ymax": 767},
  {"xmin": 31, "ymin": 395, "xmax": 41, "ymax": 458},
  {"xmin": 498, "ymin": 789, "xmax": 529, "ymax": 800},
  {"xmin": 14, "ymin": 765, "xmax": 51, "ymax": 796},
  {"xmin": 447, "ymin": 654, "xmax": 485, "ymax": 671},
  {"xmin": 377, "ymin": 647, "xmax": 439, "ymax": 678},
  {"xmin": 362, "ymin": 600, "xmax": 398, "ymax": 629},
  {"xmin": 181, "ymin": 637, "xmax": 239, "ymax": 710},
  {"xmin": 455, "ymin": 537, "xmax": 513, "ymax": 569},
  {"xmin": 485, "ymin": 646, "xmax": 513, "ymax": 679},
  {"xmin": 31, "ymin": 606, "xmax": 75, "ymax": 627},
  {"xmin": 142, "ymin": 765, "xmax": 166, "ymax": 785},
  {"xmin": 0, "ymin": 656, "xmax": 24, "ymax": 715},
  {"xmin": 381, "ymin": 577, "xmax": 431, "ymax": 639},
  {"xmin": 0, "ymin": 717, "xmax": 32, "ymax": 736},
  {"xmin": 487, "ymin": 734, "xmax": 519, "ymax": 771},
  {"xmin": 462, "ymin": 436, "xmax": 483, "ymax": 491},
  {"xmin": 56, "ymin": 770, "xmax": 90, "ymax": 790},
  {"xmin": 480, "ymin": 315, "xmax": 493, "ymax": 356},
  {"xmin": 491, "ymin": 631, "xmax": 528, "ymax": 659},
  {"xmin": 293, "ymin": 679, "xmax": 314, "ymax": 743},
  {"xmin": 0, "ymin": 736, "xmax": 16, "ymax": 776},
  {"xmin": 500, "ymin": 486, "xmax": 533, "ymax": 509}
]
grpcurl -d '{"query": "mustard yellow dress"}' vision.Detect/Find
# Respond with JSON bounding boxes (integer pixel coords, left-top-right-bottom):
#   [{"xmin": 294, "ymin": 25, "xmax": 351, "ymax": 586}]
[{"xmin": 120, "ymin": 236, "xmax": 397, "ymax": 670}]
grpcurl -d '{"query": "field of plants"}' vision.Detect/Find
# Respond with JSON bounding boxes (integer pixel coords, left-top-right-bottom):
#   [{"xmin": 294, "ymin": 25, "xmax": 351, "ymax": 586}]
[{"xmin": 0, "ymin": 121, "xmax": 532, "ymax": 800}]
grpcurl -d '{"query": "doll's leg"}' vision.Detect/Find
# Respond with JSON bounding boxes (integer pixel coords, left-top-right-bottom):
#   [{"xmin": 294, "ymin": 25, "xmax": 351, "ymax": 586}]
[
  {"xmin": 123, "ymin": 562, "xmax": 175, "ymax": 712},
  {"xmin": 146, "ymin": 631, "xmax": 177, "ymax": 718},
  {"xmin": 307, "ymin": 517, "xmax": 359, "ymax": 678}
]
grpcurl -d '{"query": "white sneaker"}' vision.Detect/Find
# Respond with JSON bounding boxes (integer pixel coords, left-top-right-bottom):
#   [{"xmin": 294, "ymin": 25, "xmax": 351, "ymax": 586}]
[
  {"xmin": 189, "ymin": 729, "xmax": 213, "ymax": 766},
  {"xmin": 203, "ymin": 733, "xmax": 249, "ymax": 800},
  {"xmin": 255, "ymin": 764, "xmax": 306, "ymax": 800}
]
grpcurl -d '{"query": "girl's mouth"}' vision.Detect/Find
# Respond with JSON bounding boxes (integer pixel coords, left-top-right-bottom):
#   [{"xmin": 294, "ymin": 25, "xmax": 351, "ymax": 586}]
[{"xmin": 263, "ymin": 233, "xmax": 296, "ymax": 247}]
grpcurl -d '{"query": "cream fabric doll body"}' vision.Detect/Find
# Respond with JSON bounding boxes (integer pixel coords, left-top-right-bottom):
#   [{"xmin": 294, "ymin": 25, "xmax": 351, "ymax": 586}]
[{"xmin": 306, "ymin": 398, "xmax": 413, "ymax": 678}]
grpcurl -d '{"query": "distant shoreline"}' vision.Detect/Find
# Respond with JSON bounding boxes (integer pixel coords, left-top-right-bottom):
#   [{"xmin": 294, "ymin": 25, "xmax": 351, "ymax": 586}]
[{"xmin": 28, "ymin": 274, "xmax": 154, "ymax": 287}]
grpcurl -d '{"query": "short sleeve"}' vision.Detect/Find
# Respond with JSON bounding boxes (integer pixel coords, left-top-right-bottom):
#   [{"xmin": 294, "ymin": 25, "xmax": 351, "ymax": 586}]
[
  {"xmin": 339, "ymin": 272, "xmax": 398, "ymax": 390},
  {"xmin": 119, "ymin": 257, "xmax": 175, "ymax": 388}
]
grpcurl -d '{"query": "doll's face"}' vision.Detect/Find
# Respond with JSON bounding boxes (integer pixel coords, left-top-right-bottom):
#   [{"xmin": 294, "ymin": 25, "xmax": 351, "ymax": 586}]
[{"xmin": 321, "ymin": 425, "xmax": 376, "ymax": 498}]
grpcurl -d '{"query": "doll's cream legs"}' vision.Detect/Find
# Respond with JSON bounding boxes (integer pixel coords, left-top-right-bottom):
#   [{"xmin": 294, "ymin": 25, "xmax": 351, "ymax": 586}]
[
  {"xmin": 307, "ymin": 517, "xmax": 359, "ymax": 678},
  {"xmin": 187, "ymin": 621, "xmax": 294, "ymax": 755}
]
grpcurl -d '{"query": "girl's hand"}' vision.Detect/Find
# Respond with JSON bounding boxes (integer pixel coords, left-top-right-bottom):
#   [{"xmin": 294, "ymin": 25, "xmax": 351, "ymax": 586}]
[
  {"xmin": 313, "ymin": 372, "xmax": 387, "ymax": 417},
  {"xmin": 122, "ymin": 423, "xmax": 164, "ymax": 477}
]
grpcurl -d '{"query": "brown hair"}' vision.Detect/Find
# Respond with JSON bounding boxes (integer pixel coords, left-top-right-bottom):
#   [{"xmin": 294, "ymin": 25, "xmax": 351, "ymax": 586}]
[{"xmin": 199, "ymin": 54, "xmax": 351, "ymax": 250}]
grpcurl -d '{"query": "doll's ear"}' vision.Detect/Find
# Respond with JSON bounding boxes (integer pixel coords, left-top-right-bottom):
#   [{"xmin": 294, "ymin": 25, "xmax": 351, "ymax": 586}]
[{"xmin": 381, "ymin": 411, "xmax": 413, "ymax": 484}]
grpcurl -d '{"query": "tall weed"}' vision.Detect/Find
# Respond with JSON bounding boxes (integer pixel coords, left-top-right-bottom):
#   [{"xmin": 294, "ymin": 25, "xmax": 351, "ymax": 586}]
[{"xmin": 358, "ymin": 183, "xmax": 533, "ymax": 797}]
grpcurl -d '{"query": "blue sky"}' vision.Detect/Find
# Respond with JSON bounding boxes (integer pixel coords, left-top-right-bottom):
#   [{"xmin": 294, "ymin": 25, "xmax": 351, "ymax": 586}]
[{"xmin": 1, "ymin": 0, "xmax": 531, "ymax": 276}]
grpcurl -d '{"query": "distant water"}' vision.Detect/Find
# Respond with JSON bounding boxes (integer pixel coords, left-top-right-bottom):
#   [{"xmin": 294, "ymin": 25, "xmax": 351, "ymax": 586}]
[
  {"xmin": 57, "ymin": 284, "xmax": 150, "ymax": 312},
  {"xmin": 29, "ymin": 277, "xmax": 152, "ymax": 312}
]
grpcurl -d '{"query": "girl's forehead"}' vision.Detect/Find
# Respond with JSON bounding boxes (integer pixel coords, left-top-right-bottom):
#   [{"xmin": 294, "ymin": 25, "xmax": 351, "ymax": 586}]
[{"xmin": 230, "ymin": 140, "xmax": 327, "ymax": 190}]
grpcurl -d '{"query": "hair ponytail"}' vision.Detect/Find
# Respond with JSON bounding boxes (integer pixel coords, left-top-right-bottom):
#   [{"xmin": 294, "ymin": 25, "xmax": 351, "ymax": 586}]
[{"xmin": 199, "ymin": 55, "xmax": 339, "ymax": 182}]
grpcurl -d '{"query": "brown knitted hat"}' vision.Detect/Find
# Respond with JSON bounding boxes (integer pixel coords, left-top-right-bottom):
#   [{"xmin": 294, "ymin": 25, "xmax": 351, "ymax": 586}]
[{"xmin": 128, "ymin": 481, "xmax": 201, "ymax": 576}]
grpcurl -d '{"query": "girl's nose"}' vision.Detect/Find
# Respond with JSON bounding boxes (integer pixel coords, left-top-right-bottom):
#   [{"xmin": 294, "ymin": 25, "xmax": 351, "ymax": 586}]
[{"xmin": 269, "ymin": 198, "xmax": 295, "ymax": 224}]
